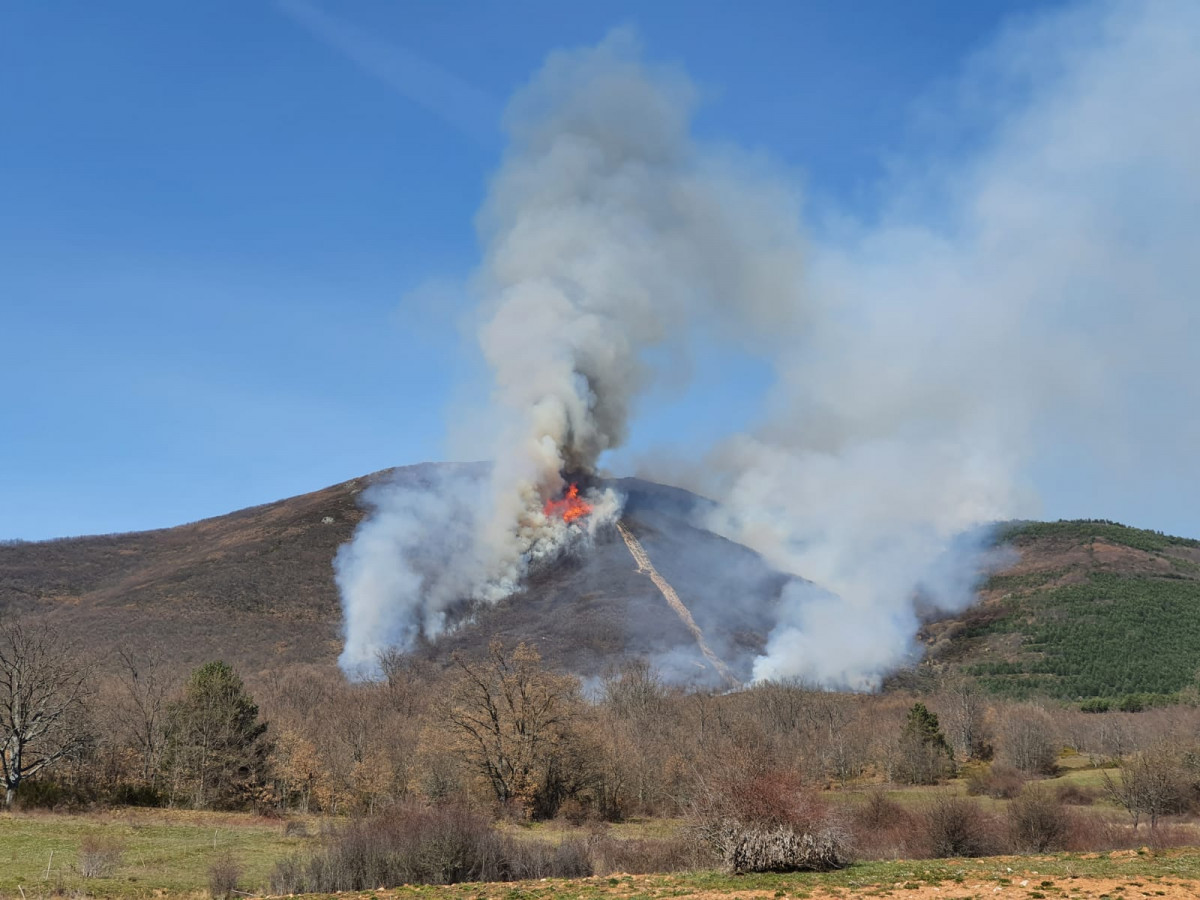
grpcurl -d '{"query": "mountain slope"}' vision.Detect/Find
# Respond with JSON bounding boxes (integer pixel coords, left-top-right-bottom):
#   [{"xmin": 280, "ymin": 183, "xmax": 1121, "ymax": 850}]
[
  {"xmin": 5, "ymin": 465, "xmax": 1200, "ymax": 699},
  {"xmin": 0, "ymin": 471, "xmax": 373, "ymax": 675},
  {"xmin": 919, "ymin": 520, "xmax": 1200, "ymax": 705},
  {"xmin": 421, "ymin": 476, "xmax": 786, "ymax": 683},
  {"xmin": 0, "ymin": 466, "xmax": 786, "ymax": 683}
]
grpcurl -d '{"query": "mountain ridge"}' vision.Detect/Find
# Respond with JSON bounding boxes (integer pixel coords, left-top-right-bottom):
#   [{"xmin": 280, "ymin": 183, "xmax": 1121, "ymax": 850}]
[{"xmin": 4, "ymin": 464, "xmax": 1200, "ymax": 702}]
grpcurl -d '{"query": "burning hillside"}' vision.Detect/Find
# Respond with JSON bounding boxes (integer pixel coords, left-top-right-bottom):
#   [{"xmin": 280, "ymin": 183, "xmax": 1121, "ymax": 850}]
[
  {"xmin": 334, "ymin": 11, "xmax": 1200, "ymax": 689},
  {"xmin": 543, "ymin": 483, "xmax": 592, "ymax": 524}
]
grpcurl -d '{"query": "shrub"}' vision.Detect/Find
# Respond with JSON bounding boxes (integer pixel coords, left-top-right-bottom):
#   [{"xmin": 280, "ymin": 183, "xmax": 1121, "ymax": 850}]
[
  {"xmin": 1055, "ymin": 782, "xmax": 1099, "ymax": 806},
  {"xmin": 283, "ymin": 819, "xmax": 309, "ymax": 837},
  {"xmin": 78, "ymin": 835, "xmax": 124, "ymax": 878},
  {"xmin": 848, "ymin": 790, "xmax": 919, "ymax": 861},
  {"xmin": 586, "ymin": 832, "xmax": 703, "ymax": 875},
  {"xmin": 724, "ymin": 825, "xmax": 848, "ymax": 874},
  {"xmin": 269, "ymin": 802, "xmax": 600, "ymax": 893},
  {"xmin": 855, "ymin": 789, "xmax": 906, "ymax": 830},
  {"xmin": 1008, "ymin": 787, "xmax": 1069, "ymax": 852},
  {"xmin": 110, "ymin": 782, "xmax": 164, "ymax": 807},
  {"xmin": 1060, "ymin": 812, "xmax": 1196, "ymax": 852},
  {"xmin": 208, "ymin": 852, "xmax": 242, "ymax": 900},
  {"xmin": 965, "ymin": 764, "xmax": 1026, "ymax": 799},
  {"xmin": 689, "ymin": 768, "xmax": 850, "ymax": 873},
  {"xmin": 923, "ymin": 797, "xmax": 999, "ymax": 858},
  {"xmin": 506, "ymin": 838, "xmax": 592, "ymax": 880}
]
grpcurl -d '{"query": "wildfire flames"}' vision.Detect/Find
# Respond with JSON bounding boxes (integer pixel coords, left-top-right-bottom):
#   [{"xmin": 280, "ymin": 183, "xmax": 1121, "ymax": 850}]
[{"xmin": 543, "ymin": 483, "xmax": 592, "ymax": 524}]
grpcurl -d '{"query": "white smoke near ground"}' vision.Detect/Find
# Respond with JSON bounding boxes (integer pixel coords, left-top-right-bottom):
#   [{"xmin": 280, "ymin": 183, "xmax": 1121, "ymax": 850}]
[
  {"xmin": 337, "ymin": 2, "xmax": 1200, "ymax": 685},
  {"xmin": 337, "ymin": 464, "xmax": 624, "ymax": 676},
  {"xmin": 335, "ymin": 466, "xmax": 484, "ymax": 675}
]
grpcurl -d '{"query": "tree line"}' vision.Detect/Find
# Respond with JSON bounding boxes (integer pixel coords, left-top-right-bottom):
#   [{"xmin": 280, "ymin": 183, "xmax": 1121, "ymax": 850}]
[{"xmin": 4, "ymin": 621, "xmax": 1200, "ymax": 823}]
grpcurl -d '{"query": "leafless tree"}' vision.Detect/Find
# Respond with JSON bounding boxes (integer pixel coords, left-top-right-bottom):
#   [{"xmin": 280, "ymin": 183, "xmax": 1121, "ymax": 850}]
[
  {"xmin": 377, "ymin": 649, "xmax": 434, "ymax": 718},
  {"xmin": 1102, "ymin": 743, "xmax": 1187, "ymax": 831},
  {"xmin": 996, "ymin": 704, "xmax": 1058, "ymax": 775},
  {"xmin": 443, "ymin": 641, "xmax": 581, "ymax": 818},
  {"xmin": 0, "ymin": 622, "xmax": 93, "ymax": 807},
  {"xmin": 602, "ymin": 659, "xmax": 667, "ymax": 721},
  {"xmin": 941, "ymin": 679, "xmax": 990, "ymax": 760},
  {"xmin": 112, "ymin": 646, "xmax": 173, "ymax": 785}
]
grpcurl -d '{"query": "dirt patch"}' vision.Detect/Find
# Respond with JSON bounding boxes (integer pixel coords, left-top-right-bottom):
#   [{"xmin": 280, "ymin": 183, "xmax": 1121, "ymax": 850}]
[
  {"xmin": 1091, "ymin": 540, "xmax": 1173, "ymax": 575},
  {"xmin": 790, "ymin": 876, "xmax": 1198, "ymax": 898}
]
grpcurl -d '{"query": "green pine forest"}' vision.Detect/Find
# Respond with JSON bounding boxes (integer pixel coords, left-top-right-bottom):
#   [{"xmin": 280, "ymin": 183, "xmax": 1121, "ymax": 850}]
[{"xmin": 950, "ymin": 520, "xmax": 1200, "ymax": 708}]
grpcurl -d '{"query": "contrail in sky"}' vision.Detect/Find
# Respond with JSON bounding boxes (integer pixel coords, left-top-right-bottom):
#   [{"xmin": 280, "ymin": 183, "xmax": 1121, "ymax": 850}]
[{"xmin": 276, "ymin": 0, "xmax": 500, "ymax": 145}]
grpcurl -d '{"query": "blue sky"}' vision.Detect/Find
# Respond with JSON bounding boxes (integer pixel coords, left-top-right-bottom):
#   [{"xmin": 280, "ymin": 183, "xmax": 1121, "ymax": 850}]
[{"xmin": 9, "ymin": 0, "xmax": 1195, "ymax": 542}]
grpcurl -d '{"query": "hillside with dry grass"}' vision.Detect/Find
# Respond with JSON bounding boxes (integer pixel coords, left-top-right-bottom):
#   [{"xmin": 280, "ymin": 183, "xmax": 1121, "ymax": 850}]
[
  {"xmin": 0, "ymin": 471, "xmax": 372, "ymax": 677},
  {"xmin": 4, "ymin": 463, "xmax": 1200, "ymax": 699},
  {"xmin": 0, "ymin": 465, "xmax": 785, "ymax": 683}
]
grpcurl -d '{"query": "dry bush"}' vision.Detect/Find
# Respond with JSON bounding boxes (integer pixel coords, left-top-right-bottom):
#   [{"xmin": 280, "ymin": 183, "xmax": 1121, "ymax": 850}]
[
  {"xmin": 1059, "ymin": 812, "xmax": 1197, "ymax": 852},
  {"xmin": 586, "ymin": 832, "xmax": 705, "ymax": 875},
  {"xmin": 1145, "ymin": 821, "xmax": 1200, "ymax": 850},
  {"xmin": 270, "ymin": 802, "xmax": 597, "ymax": 893},
  {"xmin": 283, "ymin": 819, "xmax": 309, "ymax": 837},
  {"xmin": 78, "ymin": 834, "xmax": 124, "ymax": 878},
  {"xmin": 1056, "ymin": 782, "xmax": 1099, "ymax": 806},
  {"xmin": 848, "ymin": 790, "xmax": 921, "ymax": 860},
  {"xmin": 271, "ymin": 802, "xmax": 504, "ymax": 892},
  {"xmin": 208, "ymin": 852, "xmax": 242, "ymax": 900},
  {"xmin": 1008, "ymin": 786, "xmax": 1070, "ymax": 852},
  {"xmin": 689, "ymin": 767, "xmax": 850, "ymax": 873},
  {"xmin": 723, "ymin": 826, "xmax": 848, "ymax": 875},
  {"xmin": 1060, "ymin": 811, "xmax": 1127, "ymax": 851},
  {"xmin": 505, "ymin": 838, "xmax": 592, "ymax": 880},
  {"xmin": 965, "ymin": 764, "xmax": 1026, "ymax": 799},
  {"xmin": 923, "ymin": 796, "xmax": 1002, "ymax": 858}
]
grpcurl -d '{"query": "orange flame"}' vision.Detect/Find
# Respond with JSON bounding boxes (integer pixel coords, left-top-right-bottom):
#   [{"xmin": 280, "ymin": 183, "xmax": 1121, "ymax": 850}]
[{"xmin": 543, "ymin": 483, "xmax": 592, "ymax": 524}]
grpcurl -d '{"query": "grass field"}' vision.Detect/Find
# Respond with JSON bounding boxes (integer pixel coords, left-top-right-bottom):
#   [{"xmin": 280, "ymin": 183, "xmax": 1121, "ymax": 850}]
[
  {"xmin": 316, "ymin": 851, "xmax": 1200, "ymax": 899},
  {"xmin": 0, "ymin": 808, "xmax": 315, "ymax": 899},
  {"xmin": 0, "ymin": 769, "xmax": 1194, "ymax": 900},
  {"xmin": 6, "ymin": 809, "xmax": 1200, "ymax": 900}
]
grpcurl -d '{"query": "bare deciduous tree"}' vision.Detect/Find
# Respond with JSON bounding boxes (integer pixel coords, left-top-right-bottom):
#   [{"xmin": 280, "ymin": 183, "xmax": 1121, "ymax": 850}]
[
  {"xmin": 113, "ymin": 646, "xmax": 173, "ymax": 785},
  {"xmin": 1103, "ymin": 743, "xmax": 1187, "ymax": 831},
  {"xmin": 941, "ymin": 679, "xmax": 990, "ymax": 761},
  {"xmin": 996, "ymin": 704, "xmax": 1058, "ymax": 775},
  {"xmin": 443, "ymin": 641, "xmax": 581, "ymax": 818},
  {"xmin": 0, "ymin": 623, "xmax": 92, "ymax": 808}
]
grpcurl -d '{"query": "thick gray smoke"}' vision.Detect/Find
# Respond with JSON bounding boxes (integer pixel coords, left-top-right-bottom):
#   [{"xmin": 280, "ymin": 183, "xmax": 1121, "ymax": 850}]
[
  {"xmin": 471, "ymin": 30, "xmax": 806, "ymax": 592},
  {"xmin": 337, "ymin": 31, "xmax": 805, "ymax": 673},
  {"xmin": 338, "ymin": 2, "xmax": 1200, "ymax": 685}
]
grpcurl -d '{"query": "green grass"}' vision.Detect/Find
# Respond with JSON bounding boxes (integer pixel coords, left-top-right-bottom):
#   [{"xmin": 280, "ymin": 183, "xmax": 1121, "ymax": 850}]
[
  {"xmin": 239, "ymin": 849, "xmax": 1200, "ymax": 899},
  {"xmin": 0, "ymin": 808, "xmax": 314, "ymax": 898},
  {"xmin": 999, "ymin": 520, "xmax": 1200, "ymax": 553},
  {"xmin": 1, "ymin": 801, "xmax": 1197, "ymax": 899}
]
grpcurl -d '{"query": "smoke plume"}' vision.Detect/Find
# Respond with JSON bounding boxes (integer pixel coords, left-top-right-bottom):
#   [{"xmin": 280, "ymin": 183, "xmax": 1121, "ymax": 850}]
[
  {"xmin": 338, "ymin": 2, "xmax": 1200, "ymax": 686},
  {"xmin": 471, "ymin": 30, "xmax": 807, "ymax": 592},
  {"xmin": 700, "ymin": 0, "xmax": 1200, "ymax": 687},
  {"xmin": 337, "ymin": 31, "xmax": 804, "ymax": 673}
]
